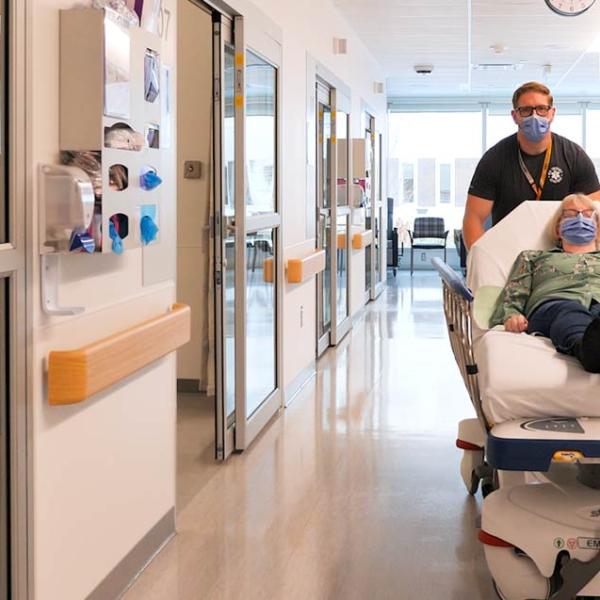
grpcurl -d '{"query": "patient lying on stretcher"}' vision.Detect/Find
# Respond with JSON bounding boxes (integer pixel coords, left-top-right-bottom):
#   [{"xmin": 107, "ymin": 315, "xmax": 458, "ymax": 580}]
[{"xmin": 490, "ymin": 193, "xmax": 600, "ymax": 373}]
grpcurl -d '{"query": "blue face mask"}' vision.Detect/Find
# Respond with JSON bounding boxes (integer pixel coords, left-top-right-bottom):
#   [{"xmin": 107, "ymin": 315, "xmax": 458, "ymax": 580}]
[
  {"xmin": 559, "ymin": 213, "xmax": 597, "ymax": 246},
  {"xmin": 519, "ymin": 114, "xmax": 550, "ymax": 143}
]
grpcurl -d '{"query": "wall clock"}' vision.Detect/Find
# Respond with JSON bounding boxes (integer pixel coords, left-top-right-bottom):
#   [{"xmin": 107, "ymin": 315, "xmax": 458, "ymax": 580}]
[{"xmin": 545, "ymin": 0, "xmax": 596, "ymax": 16}]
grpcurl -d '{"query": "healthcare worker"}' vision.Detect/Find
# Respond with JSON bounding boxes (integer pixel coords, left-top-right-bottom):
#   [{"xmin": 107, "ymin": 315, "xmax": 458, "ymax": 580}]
[{"xmin": 463, "ymin": 81, "xmax": 600, "ymax": 249}]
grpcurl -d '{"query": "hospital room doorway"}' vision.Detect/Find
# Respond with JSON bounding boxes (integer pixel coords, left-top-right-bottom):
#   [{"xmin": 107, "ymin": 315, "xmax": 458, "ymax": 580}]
[
  {"xmin": 315, "ymin": 73, "xmax": 351, "ymax": 358},
  {"xmin": 176, "ymin": 0, "xmax": 283, "ymax": 506},
  {"xmin": 363, "ymin": 110, "xmax": 384, "ymax": 302}
]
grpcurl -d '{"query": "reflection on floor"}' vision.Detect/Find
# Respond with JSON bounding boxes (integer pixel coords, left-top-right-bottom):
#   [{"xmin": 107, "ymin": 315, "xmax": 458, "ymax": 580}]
[
  {"xmin": 125, "ymin": 271, "xmax": 494, "ymax": 599},
  {"xmin": 176, "ymin": 393, "xmax": 215, "ymax": 513}
]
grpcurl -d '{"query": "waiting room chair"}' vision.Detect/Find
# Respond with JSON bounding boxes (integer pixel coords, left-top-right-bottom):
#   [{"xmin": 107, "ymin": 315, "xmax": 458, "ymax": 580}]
[{"xmin": 408, "ymin": 217, "xmax": 448, "ymax": 275}]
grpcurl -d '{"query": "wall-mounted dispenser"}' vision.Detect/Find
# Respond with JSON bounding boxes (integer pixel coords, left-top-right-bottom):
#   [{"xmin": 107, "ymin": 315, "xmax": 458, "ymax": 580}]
[
  {"xmin": 40, "ymin": 164, "xmax": 95, "ymax": 253},
  {"xmin": 39, "ymin": 164, "xmax": 96, "ymax": 316}
]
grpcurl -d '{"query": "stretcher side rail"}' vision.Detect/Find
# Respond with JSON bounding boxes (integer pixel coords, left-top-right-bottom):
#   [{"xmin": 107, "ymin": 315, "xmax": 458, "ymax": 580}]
[{"xmin": 431, "ymin": 258, "xmax": 489, "ymax": 431}]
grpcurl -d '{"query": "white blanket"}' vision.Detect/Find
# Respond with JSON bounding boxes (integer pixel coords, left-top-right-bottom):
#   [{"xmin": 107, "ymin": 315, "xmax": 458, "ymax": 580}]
[{"xmin": 466, "ymin": 201, "xmax": 600, "ymax": 423}]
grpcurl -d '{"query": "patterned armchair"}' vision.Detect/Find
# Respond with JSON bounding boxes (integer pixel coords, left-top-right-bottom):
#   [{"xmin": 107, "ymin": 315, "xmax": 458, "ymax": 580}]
[{"xmin": 408, "ymin": 217, "xmax": 449, "ymax": 275}]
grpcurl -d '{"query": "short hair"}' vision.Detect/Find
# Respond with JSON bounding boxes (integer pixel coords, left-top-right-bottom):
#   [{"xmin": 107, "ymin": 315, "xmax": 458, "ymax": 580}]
[
  {"xmin": 551, "ymin": 193, "xmax": 600, "ymax": 245},
  {"xmin": 512, "ymin": 81, "xmax": 554, "ymax": 109}
]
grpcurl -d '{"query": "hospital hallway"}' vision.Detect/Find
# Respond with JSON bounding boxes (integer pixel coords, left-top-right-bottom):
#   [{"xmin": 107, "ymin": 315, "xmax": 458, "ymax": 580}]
[{"xmin": 123, "ymin": 271, "xmax": 496, "ymax": 600}]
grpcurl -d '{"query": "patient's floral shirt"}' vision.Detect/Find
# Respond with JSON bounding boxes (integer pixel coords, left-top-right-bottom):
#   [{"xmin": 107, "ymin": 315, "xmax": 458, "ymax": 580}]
[{"xmin": 490, "ymin": 248, "xmax": 600, "ymax": 326}]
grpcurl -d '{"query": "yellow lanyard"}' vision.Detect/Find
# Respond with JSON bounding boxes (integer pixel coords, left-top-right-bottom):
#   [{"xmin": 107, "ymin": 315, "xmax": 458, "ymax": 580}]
[{"xmin": 518, "ymin": 137, "xmax": 553, "ymax": 200}]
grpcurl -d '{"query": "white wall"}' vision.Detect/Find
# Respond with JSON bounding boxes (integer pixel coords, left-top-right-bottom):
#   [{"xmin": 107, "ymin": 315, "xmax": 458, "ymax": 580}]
[
  {"xmin": 30, "ymin": 1, "xmax": 178, "ymax": 598},
  {"xmin": 176, "ymin": 0, "xmax": 212, "ymax": 387}
]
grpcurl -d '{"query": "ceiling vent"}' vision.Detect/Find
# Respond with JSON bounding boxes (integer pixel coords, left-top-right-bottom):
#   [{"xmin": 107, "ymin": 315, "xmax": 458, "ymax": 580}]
[
  {"xmin": 472, "ymin": 63, "xmax": 524, "ymax": 71},
  {"xmin": 413, "ymin": 64, "xmax": 433, "ymax": 75}
]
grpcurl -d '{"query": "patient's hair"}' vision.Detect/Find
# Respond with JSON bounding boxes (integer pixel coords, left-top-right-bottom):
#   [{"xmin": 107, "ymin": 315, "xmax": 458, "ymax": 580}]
[{"xmin": 551, "ymin": 193, "xmax": 600, "ymax": 245}]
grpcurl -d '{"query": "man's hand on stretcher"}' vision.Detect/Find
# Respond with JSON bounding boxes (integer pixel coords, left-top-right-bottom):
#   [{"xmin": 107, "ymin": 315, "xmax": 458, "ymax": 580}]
[{"xmin": 504, "ymin": 314, "xmax": 528, "ymax": 333}]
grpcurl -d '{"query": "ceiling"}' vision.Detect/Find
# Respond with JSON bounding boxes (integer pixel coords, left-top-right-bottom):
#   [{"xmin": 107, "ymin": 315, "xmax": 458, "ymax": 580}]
[{"xmin": 331, "ymin": 0, "xmax": 600, "ymax": 100}]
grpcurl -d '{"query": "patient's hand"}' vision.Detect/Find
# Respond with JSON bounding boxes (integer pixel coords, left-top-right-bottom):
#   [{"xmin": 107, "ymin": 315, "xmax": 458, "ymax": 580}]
[{"xmin": 504, "ymin": 314, "xmax": 528, "ymax": 333}]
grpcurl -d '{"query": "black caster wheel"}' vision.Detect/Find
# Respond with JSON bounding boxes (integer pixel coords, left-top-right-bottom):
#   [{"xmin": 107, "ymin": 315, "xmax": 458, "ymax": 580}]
[
  {"xmin": 468, "ymin": 471, "xmax": 480, "ymax": 495},
  {"xmin": 481, "ymin": 476, "xmax": 496, "ymax": 498}
]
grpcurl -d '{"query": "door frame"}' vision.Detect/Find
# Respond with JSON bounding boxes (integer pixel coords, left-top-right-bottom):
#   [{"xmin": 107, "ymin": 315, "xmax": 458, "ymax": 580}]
[
  {"xmin": 315, "ymin": 79, "xmax": 333, "ymax": 357},
  {"xmin": 233, "ymin": 16, "xmax": 283, "ymax": 450},
  {"xmin": 362, "ymin": 105, "xmax": 385, "ymax": 302},
  {"xmin": 310, "ymin": 61, "xmax": 353, "ymax": 355},
  {"xmin": 9, "ymin": 0, "xmax": 30, "ymax": 596}
]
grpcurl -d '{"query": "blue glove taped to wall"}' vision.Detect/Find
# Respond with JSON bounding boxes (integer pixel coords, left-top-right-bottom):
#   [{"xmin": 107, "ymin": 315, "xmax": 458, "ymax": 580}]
[
  {"xmin": 140, "ymin": 170, "xmax": 162, "ymax": 190},
  {"xmin": 109, "ymin": 221, "xmax": 124, "ymax": 254},
  {"xmin": 140, "ymin": 215, "xmax": 159, "ymax": 245}
]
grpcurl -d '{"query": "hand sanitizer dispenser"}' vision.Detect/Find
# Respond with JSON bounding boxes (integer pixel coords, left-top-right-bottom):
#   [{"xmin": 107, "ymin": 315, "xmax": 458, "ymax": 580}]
[{"xmin": 40, "ymin": 164, "xmax": 95, "ymax": 253}]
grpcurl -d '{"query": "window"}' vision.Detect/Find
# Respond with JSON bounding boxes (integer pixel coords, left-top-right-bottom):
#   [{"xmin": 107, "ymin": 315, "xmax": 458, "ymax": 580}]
[
  {"xmin": 245, "ymin": 51, "xmax": 276, "ymax": 216},
  {"xmin": 402, "ymin": 163, "xmax": 414, "ymax": 203},
  {"xmin": 388, "ymin": 111, "xmax": 481, "ymax": 232},
  {"xmin": 585, "ymin": 109, "xmax": 600, "ymax": 165},
  {"xmin": 439, "ymin": 163, "xmax": 451, "ymax": 203}
]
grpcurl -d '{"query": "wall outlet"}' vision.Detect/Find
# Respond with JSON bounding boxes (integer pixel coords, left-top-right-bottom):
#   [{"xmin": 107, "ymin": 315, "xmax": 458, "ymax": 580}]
[{"xmin": 421, "ymin": 252, "xmax": 426, "ymax": 262}]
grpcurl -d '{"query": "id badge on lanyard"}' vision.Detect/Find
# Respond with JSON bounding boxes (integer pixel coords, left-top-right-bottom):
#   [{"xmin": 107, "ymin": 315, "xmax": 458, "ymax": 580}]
[{"xmin": 518, "ymin": 138, "xmax": 553, "ymax": 200}]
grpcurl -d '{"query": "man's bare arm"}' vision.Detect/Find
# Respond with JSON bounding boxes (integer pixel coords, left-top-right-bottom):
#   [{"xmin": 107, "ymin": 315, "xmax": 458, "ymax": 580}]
[
  {"xmin": 463, "ymin": 194, "xmax": 493, "ymax": 250},
  {"xmin": 587, "ymin": 189, "xmax": 600, "ymax": 201}
]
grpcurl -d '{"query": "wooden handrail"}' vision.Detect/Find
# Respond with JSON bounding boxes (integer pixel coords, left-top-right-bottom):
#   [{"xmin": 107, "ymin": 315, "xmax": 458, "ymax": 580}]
[
  {"xmin": 287, "ymin": 250, "xmax": 326, "ymax": 283},
  {"xmin": 48, "ymin": 303, "xmax": 191, "ymax": 405},
  {"xmin": 352, "ymin": 229, "xmax": 373, "ymax": 250}
]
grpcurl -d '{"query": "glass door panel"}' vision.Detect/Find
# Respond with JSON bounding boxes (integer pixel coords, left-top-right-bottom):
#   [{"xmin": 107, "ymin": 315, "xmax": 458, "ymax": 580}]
[
  {"xmin": 246, "ymin": 51, "xmax": 276, "ymax": 217},
  {"xmin": 245, "ymin": 228, "xmax": 276, "ymax": 417},
  {"xmin": 233, "ymin": 17, "xmax": 282, "ymax": 450},
  {"xmin": 364, "ymin": 122, "xmax": 373, "ymax": 299},
  {"xmin": 214, "ymin": 22, "xmax": 236, "ymax": 459},
  {"xmin": 316, "ymin": 86, "xmax": 332, "ymax": 355},
  {"xmin": 333, "ymin": 107, "xmax": 351, "ymax": 343},
  {"xmin": 336, "ymin": 214, "xmax": 349, "ymax": 323},
  {"xmin": 372, "ymin": 132, "xmax": 384, "ymax": 298},
  {"xmin": 223, "ymin": 43, "xmax": 236, "ymax": 420}
]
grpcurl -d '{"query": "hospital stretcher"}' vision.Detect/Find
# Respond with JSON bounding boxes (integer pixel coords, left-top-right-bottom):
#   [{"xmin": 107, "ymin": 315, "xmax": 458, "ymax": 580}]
[{"xmin": 434, "ymin": 201, "xmax": 600, "ymax": 600}]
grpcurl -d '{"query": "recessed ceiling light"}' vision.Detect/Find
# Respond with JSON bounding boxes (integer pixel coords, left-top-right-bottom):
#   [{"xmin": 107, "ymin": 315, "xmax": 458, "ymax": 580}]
[{"xmin": 472, "ymin": 63, "xmax": 524, "ymax": 71}]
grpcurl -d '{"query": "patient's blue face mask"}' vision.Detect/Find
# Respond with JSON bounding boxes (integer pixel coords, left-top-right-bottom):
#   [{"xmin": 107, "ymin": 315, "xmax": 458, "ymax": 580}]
[
  {"xmin": 519, "ymin": 114, "xmax": 550, "ymax": 143},
  {"xmin": 559, "ymin": 213, "xmax": 597, "ymax": 246}
]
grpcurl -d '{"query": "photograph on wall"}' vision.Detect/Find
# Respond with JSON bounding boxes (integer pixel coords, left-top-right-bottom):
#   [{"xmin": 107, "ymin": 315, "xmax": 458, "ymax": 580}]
[
  {"xmin": 144, "ymin": 49, "xmax": 160, "ymax": 103},
  {"xmin": 104, "ymin": 15, "xmax": 131, "ymax": 119}
]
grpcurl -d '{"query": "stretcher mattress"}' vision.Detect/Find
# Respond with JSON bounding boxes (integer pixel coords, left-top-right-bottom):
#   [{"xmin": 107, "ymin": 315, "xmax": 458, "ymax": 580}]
[
  {"xmin": 474, "ymin": 330, "xmax": 600, "ymax": 424},
  {"xmin": 467, "ymin": 201, "xmax": 600, "ymax": 423}
]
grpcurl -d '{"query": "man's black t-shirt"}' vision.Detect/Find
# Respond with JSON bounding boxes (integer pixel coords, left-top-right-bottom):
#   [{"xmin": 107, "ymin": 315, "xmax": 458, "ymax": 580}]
[{"xmin": 468, "ymin": 132, "xmax": 600, "ymax": 224}]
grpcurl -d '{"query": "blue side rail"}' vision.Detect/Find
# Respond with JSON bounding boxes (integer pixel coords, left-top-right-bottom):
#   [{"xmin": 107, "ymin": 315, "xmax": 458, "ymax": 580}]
[{"xmin": 431, "ymin": 257, "xmax": 473, "ymax": 302}]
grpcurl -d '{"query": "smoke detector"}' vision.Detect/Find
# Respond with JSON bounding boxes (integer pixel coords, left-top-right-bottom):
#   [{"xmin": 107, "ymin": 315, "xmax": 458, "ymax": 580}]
[{"xmin": 414, "ymin": 64, "xmax": 434, "ymax": 75}]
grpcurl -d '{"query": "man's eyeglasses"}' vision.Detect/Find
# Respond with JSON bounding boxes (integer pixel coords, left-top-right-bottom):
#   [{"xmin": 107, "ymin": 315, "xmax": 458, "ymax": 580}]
[
  {"xmin": 515, "ymin": 105, "xmax": 552, "ymax": 118},
  {"xmin": 562, "ymin": 208, "xmax": 595, "ymax": 218}
]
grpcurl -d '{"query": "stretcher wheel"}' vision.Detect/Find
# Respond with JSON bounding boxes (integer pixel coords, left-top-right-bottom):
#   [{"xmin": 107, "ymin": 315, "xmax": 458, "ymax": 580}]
[
  {"xmin": 460, "ymin": 449, "xmax": 484, "ymax": 495},
  {"xmin": 485, "ymin": 546, "xmax": 550, "ymax": 600},
  {"xmin": 481, "ymin": 476, "xmax": 496, "ymax": 498}
]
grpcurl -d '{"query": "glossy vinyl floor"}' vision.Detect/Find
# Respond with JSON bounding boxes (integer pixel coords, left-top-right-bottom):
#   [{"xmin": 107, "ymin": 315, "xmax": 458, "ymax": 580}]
[{"xmin": 125, "ymin": 271, "xmax": 495, "ymax": 600}]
